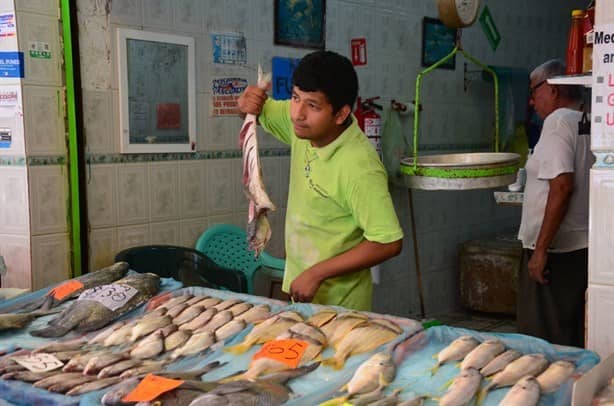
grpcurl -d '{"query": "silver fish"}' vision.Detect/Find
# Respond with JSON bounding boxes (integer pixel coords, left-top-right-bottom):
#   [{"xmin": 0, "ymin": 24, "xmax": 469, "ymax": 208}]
[
  {"xmin": 228, "ymin": 302, "xmax": 253, "ymax": 317},
  {"xmin": 89, "ymin": 320, "xmax": 129, "ymax": 346},
  {"xmin": 83, "ymin": 351, "xmax": 128, "ymax": 375},
  {"xmin": 440, "ymin": 367, "xmax": 482, "ymax": 406},
  {"xmin": 165, "ymin": 303, "xmax": 189, "ymax": 319},
  {"xmin": 225, "ymin": 311, "xmax": 304, "ymax": 354},
  {"xmin": 432, "ymin": 335, "xmax": 480, "ymax": 375},
  {"xmin": 173, "ymin": 306, "xmax": 205, "ymax": 325},
  {"xmin": 97, "ymin": 358, "xmax": 142, "ymax": 378},
  {"xmin": 103, "ymin": 320, "xmax": 138, "ymax": 347},
  {"xmin": 164, "ymin": 329, "xmax": 192, "ymax": 352},
  {"xmin": 158, "ymin": 294, "xmax": 193, "ymax": 311},
  {"xmin": 130, "ymin": 329, "xmax": 164, "ymax": 359},
  {"xmin": 536, "ymin": 360, "xmax": 575, "ymax": 393},
  {"xmin": 32, "ymin": 337, "xmax": 88, "ymax": 354},
  {"xmin": 1, "ymin": 370, "xmax": 56, "ymax": 382},
  {"xmin": 215, "ymin": 319, "xmax": 247, "ymax": 341},
  {"xmin": 130, "ymin": 315, "xmax": 172, "ymax": 341},
  {"xmin": 194, "ymin": 310, "xmax": 234, "ymax": 334},
  {"xmin": 48, "ymin": 374, "xmax": 98, "ymax": 393},
  {"xmin": 33, "ymin": 371, "xmax": 85, "ymax": 389},
  {"xmin": 499, "ymin": 375, "xmax": 541, "ymax": 406},
  {"xmin": 235, "ymin": 304, "xmax": 271, "ymax": 324},
  {"xmin": 118, "ymin": 360, "xmax": 167, "ymax": 378},
  {"xmin": 63, "ymin": 350, "xmax": 105, "ymax": 372},
  {"xmin": 66, "ymin": 376, "xmax": 122, "ymax": 396},
  {"xmin": 480, "ymin": 349, "xmax": 522, "ymax": 377},
  {"xmin": 186, "ymin": 296, "xmax": 207, "ymax": 306},
  {"xmin": 479, "ymin": 353, "xmax": 549, "ymax": 401},
  {"xmin": 346, "ymin": 352, "xmax": 396, "ymax": 395},
  {"xmin": 179, "ymin": 307, "xmax": 218, "ymax": 331},
  {"xmin": 0, "ymin": 309, "xmax": 59, "ymax": 331},
  {"xmin": 213, "ymin": 298, "xmax": 243, "ymax": 311},
  {"xmin": 321, "ymin": 312, "xmax": 369, "ymax": 348},
  {"xmin": 170, "ymin": 331, "xmax": 216, "ymax": 359},
  {"xmin": 101, "ymin": 376, "xmax": 140, "ymax": 405},
  {"xmin": 460, "ymin": 339, "xmax": 505, "ymax": 371},
  {"xmin": 192, "ymin": 296, "xmax": 222, "ymax": 308}
]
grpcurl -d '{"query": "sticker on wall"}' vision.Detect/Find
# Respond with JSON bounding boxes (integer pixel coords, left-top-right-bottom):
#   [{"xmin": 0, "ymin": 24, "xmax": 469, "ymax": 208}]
[
  {"xmin": 211, "ymin": 32, "xmax": 247, "ymax": 65},
  {"xmin": 0, "ymin": 89, "xmax": 18, "ymax": 106},
  {"xmin": 0, "ymin": 128, "xmax": 11, "ymax": 148},
  {"xmin": 351, "ymin": 38, "xmax": 367, "ymax": 66},
  {"xmin": 272, "ymin": 56, "xmax": 300, "ymax": 100},
  {"xmin": 0, "ymin": 14, "xmax": 16, "ymax": 38},
  {"xmin": 28, "ymin": 41, "xmax": 51, "ymax": 59},
  {"xmin": 211, "ymin": 77, "xmax": 248, "ymax": 116},
  {"xmin": 479, "ymin": 6, "xmax": 501, "ymax": 51},
  {"xmin": 0, "ymin": 51, "xmax": 24, "ymax": 77}
]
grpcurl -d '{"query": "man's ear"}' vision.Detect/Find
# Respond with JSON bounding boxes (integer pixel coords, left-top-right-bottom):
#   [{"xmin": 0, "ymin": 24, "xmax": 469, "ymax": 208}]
[{"xmin": 335, "ymin": 105, "xmax": 352, "ymax": 125}]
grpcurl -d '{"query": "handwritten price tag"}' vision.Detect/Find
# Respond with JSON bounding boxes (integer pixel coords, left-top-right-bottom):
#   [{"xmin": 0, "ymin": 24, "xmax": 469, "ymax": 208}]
[
  {"xmin": 49, "ymin": 280, "xmax": 84, "ymax": 300},
  {"xmin": 11, "ymin": 353, "xmax": 64, "ymax": 372},
  {"xmin": 122, "ymin": 374, "xmax": 184, "ymax": 402},
  {"xmin": 77, "ymin": 283, "xmax": 138, "ymax": 311},
  {"xmin": 253, "ymin": 339, "xmax": 308, "ymax": 368}
]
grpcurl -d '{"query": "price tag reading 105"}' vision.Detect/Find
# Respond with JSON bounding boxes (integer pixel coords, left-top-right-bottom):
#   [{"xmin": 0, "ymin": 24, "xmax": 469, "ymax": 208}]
[
  {"xmin": 77, "ymin": 283, "xmax": 138, "ymax": 311},
  {"xmin": 253, "ymin": 339, "xmax": 308, "ymax": 368}
]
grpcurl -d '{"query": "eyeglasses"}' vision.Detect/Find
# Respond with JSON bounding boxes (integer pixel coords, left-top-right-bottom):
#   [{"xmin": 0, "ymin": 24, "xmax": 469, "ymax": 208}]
[{"xmin": 529, "ymin": 80, "xmax": 547, "ymax": 97}]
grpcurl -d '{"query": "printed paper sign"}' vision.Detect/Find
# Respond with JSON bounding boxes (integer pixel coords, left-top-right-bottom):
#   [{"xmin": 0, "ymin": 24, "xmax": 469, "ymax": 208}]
[
  {"xmin": 0, "ymin": 90, "xmax": 18, "ymax": 106},
  {"xmin": 211, "ymin": 32, "xmax": 246, "ymax": 65},
  {"xmin": 0, "ymin": 128, "xmax": 11, "ymax": 148},
  {"xmin": 351, "ymin": 38, "xmax": 367, "ymax": 66},
  {"xmin": 592, "ymin": 24, "xmax": 614, "ymax": 138},
  {"xmin": 0, "ymin": 14, "xmax": 16, "ymax": 38},
  {"xmin": 28, "ymin": 41, "xmax": 51, "ymax": 59},
  {"xmin": 0, "ymin": 52, "xmax": 24, "ymax": 78},
  {"xmin": 12, "ymin": 353, "xmax": 63, "ymax": 372},
  {"xmin": 253, "ymin": 339, "xmax": 308, "ymax": 368},
  {"xmin": 211, "ymin": 77, "xmax": 248, "ymax": 116},
  {"xmin": 272, "ymin": 57, "xmax": 300, "ymax": 100},
  {"xmin": 78, "ymin": 284, "xmax": 138, "ymax": 311},
  {"xmin": 122, "ymin": 374, "xmax": 184, "ymax": 402},
  {"xmin": 49, "ymin": 280, "xmax": 84, "ymax": 300}
]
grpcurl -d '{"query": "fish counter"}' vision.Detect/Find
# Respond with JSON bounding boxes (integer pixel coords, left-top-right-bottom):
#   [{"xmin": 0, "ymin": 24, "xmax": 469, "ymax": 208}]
[{"xmin": 0, "ymin": 264, "xmax": 601, "ymax": 406}]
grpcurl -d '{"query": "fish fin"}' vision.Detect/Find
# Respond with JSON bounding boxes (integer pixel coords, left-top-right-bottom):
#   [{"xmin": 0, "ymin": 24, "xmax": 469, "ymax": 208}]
[
  {"xmin": 475, "ymin": 386, "xmax": 490, "ymax": 406},
  {"xmin": 429, "ymin": 363, "xmax": 441, "ymax": 376},
  {"xmin": 378, "ymin": 372, "xmax": 391, "ymax": 387},
  {"xmin": 219, "ymin": 370, "xmax": 247, "ymax": 383},
  {"xmin": 318, "ymin": 395, "xmax": 349, "ymax": 406},
  {"xmin": 437, "ymin": 377, "xmax": 454, "ymax": 392},
  {"xmin": 224, "ymin": 342, "xmax": 251, "ymax": 355},
  {"xmin": 322, "ymin": 356, "xmax": 345, "ymax": 370}
]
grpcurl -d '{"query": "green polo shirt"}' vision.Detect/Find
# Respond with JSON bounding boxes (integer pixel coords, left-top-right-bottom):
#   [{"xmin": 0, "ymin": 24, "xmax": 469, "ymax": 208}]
[{"xmin": 259, "ymin": 99, "xmax": 403, "ymax": 311}]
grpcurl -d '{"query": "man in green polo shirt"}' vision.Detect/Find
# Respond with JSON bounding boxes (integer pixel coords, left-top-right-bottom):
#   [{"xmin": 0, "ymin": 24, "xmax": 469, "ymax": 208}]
[{"xmin": 237, "ymin": 51, "xmax": 403, "ymax": 311}]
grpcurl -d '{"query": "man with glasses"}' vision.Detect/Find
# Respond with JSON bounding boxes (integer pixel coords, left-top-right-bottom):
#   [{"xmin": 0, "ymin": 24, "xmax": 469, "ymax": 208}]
[{"xmin": 517, "ymin": 59, "xmax": 594, "ymax": 347}]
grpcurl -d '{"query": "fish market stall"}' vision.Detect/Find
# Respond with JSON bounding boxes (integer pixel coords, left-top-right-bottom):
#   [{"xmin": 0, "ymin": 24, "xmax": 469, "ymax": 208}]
[{"xmin": 0, "ymin": 270, "xmax": 602, "ymax": 405}]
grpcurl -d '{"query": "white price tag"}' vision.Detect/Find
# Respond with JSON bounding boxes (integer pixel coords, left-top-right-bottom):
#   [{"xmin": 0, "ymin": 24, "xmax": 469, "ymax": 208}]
[
  {"xmin": 12, "ymin": 353, "xmax": 63, "ymax": 372},
  {"xmin": 77, "ymin": 283, "xmax": 138, "ymax": 311}
]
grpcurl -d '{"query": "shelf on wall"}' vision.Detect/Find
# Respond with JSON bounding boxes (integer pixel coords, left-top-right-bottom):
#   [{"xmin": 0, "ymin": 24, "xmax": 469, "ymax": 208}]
[{"xmin": 547, "ymin": 73, "xmax": 592, "ymax": 87}]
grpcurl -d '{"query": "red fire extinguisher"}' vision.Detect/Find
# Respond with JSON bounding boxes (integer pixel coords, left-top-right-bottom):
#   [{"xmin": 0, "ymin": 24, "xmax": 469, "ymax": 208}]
[{"xmin": 355, "ymin": 96, "xmax": 383, "ymax": 160}]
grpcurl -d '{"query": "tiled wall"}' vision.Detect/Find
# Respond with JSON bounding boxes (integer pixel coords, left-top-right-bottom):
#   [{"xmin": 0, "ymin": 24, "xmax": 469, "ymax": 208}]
[{"xmin": 73, "ymin": 0, "xmax": 583, "ymax": 317}]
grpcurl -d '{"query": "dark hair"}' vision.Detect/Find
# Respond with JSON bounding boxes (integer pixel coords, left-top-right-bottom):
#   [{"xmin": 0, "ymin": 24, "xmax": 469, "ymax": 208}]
[{"xmin": 292, "ymin": 51, "xmax": 358, "ymax": 113}]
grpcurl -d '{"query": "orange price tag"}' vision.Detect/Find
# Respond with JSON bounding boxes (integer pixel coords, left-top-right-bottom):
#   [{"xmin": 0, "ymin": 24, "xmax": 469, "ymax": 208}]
[
  {"xmin": 49, "ymin": 280, "xmax": 84, "ymax": 300},
  {"xmin": 122, "ymin": 374, "xmax": 184, "ymax": 403},
  {"xmin": 253, "ymin": 339, "xmax": 308, "ymax": 369}
]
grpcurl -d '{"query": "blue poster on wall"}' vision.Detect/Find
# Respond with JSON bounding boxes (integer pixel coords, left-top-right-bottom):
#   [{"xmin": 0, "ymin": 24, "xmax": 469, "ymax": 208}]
[
  {"xmin": 272, "ymin": 56, "xmax": 300, "ymax": 100},
  {"xmin": 0, "ymin": 52, "xmax": 24, "ymax": 78}
]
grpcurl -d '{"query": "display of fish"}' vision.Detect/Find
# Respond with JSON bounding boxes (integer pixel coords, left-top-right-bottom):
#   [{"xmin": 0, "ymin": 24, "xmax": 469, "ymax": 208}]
[
  {"xmin": 479, "ymin": 349, "xmax": 522, "ymax": 377},
  {"xmin": 129, "ymin": 314, "xmax": 172, "ymax": 341},
  {"xmin": 460, "ymin": 339, "xmax": 505, "ymax": 371},
  {"xmin": 170, "ymin": 330, "xmax": 216, "ymax": 359},
  {"xmin": 322, "ymin": 319, "xmax": 402, "ymax": 370},
  {"xmin": 188, "ymin": 363, "xmax": 319, "ymax": 406},
  {"xmin": 234, "ymin": 304, "xmax": 270, "ymax": 324},
  {"xmin": 321, "ymin": 312, "xmax": 369, "ymax": 348},
  {"xmin": 306, "ymin": 308, "xmax": 337, "ymax": 328},
  {"xmin": 101, "ymin": 376, "xmax": 140, "ymax": 405},
  {"xmin": 179, "ymin": 307, "xmax": 218, "ymax": 331},
  {"xmin": 32, "ymin": 337, "xmax": 88, "ymax": 354},
  {"xmin": 439, "ymin": 367, "xmax": 482, "ymax": 406},
  {"xmin": 499, "ymin": 375, "xmax": 541, "ymax": 406},
  {"xmin": 536, "ymin": 360, "xmax": 575, "ymax": 393},
  {"xmin": 431, "ymin": 335, "xmax": 480, "ymax": 375},
  {"xmin": 240, "ymin": 66, "xmax": 275, "ymax": 256},
  {"xmin": 225, "ymin": 311, "xmax": 304, "ymax": 354},
  {"xmin": 30, "ymin": 273, "xmax": 160, "ymax": 337},
  {"xmin": 1, "ymin": 262, "xmax": 129, "ymax": 313},
  {"xmin": 0, "ymin": 309, "xmax": 60, "ymax": 331},
  {"xmin": 66, "ymin": 376, "xmax": 122, "ymax": 396}
]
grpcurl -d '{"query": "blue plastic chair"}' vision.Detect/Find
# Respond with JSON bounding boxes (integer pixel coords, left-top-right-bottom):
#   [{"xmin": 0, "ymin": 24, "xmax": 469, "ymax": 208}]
[{"xmin": 195, "ymin": 224, "xmax": 285, "ymax": 295}]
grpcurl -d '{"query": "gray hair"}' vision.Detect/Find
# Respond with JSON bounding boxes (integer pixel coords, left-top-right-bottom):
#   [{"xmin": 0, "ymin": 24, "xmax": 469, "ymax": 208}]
[{"xmin": 531, "ymin": 59, "xmax": 583, "ymax": 102}]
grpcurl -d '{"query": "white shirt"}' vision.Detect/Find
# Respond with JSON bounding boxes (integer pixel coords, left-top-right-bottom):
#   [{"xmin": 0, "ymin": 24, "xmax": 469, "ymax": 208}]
[{"xmin": 518, "ymin": 108, "xmax": 594, "ymax": 252}]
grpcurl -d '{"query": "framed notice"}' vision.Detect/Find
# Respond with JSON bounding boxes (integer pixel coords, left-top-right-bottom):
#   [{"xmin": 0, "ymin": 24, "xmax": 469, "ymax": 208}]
[
  {"xmin": 274, "ymin": 0, "xmax": 325, "ymax": 49},
  {"xmin": 117, "ymin": 28, "xmax": 196, "ymax": 153},
  {"xmin": 421, "ymin": 17, "xmax": 457, "ymax": 70}
]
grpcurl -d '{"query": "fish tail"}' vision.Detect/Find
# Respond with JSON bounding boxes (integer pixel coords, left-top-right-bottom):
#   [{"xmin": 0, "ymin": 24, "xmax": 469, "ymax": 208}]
[
  {"xmin": 318, "ymin": 395, "xmax": 349, "ymax": 406},
  {"xmin": 322, "ymin": 356, "xmax": 345, "ymax": 370},
  {"xmin": 224, "ymin": 341, "xmax": 251, "ymax": 355},
  {"xmin": 476, "ymin": 385, "xmax": 491, "ymax": 406},
  {"xmin": 430, "ymin": 362, "xmax": 441, "ymax": 376}
]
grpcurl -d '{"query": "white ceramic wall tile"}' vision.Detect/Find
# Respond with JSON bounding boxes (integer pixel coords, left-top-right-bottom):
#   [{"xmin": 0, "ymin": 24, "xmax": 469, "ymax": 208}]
[
  {"xmin": 207, "ymin": 213, "xmax": 235, "ymax": 228},
  {"xmin": 203, "ymin": 109, "xmax": 239, "ymax": 150},
  {"xmin": 16, "ymin": 13, "xmax": 61, "ymax": 86},
  {"xmin": 197, "ymin": 92, "xmax": 209, "ymax": 149},
  {"xmin": 117, "ymin": 223, "xmax": 150, "ymax": 251},
  {"xmin": 260, "ymin": 157, "xmax": 281, "ymax": 209},
  {"xmin": 179, "ymin": 160, "xmax": 206, "ymax": 218},
  {"xmin": 31, "ymin": 232, "xmax": 70, "ymax": 290},
  {"xmin": 22, "ymin": 85, "xmax": 65, "ymax": 155},
  {"xmin": 28, "ymin": 165, "xmax": 68, "ymax": 235},
  {"xmin": 150, "ymin": 221, "xmax": 180, "ymax": 245},
  {"xmin": 77, "ymin": 13, "xmax": 113, "ymax": 90},
  {"xmin": 179, "ymin": 217, "xmax": 208, "ymax": 248},
  {"xmin": 149, "ymin": 162, "xmax": 179, "ymax": 222},
  {"xmin": 110, "ymin": 0, "xmax": 143, "ymax": 26},
  {"xmin": 144, "ymin": 0, "xmax": 173, "ymax": 28},
  {"xmin": 89, "ymin": 227, "xmax": 117, "ymax": 271},
  {"xmin": 231, "ymin": 158, "xmax": 248, "ymax": 212},
  {"xmin": 206, "ymin": 159, "xmax": 234, "ymax": 215},
  {"xmin": 0, "ymin": 167, "xmax": 29, "ymax": 234},
  {"xmin": 587, "ymin": 284, "xmax": 614, "ymax": 359},
  {"xmin": 116, "ymin": 164, "xmax": 149, "ymax": 225},
  {"xmin": 250, "ymin": 0, "xmax": 273, "ymax": 42},
  {"xmin": 173, "ymin": 0, "xmax": 203, "ymax": 33},
  {"xmin": 267, "ymin": 207, "xmax": 285, "ymax": 258},
  {"xmin": 83, "ymin": 90, "xmax": 114, "ymax": 153},
  {"xmin": 0, "ymin": 234, "xmax": 31, "ymax": 289},
  {"xmin": 223, "ymin": 0, "xmax": 252, "ymax": 38},
  {"xmin": 87, "ymin": 164, "xmax": 117, "ymax": 228},
  {"xmin": 195, "ymin": 37, "xmax": 208, "ymax": 94},
  {"xmin": 0, "ymin": 86, "xmax": 24, "ymax": 155},
  {"xmin": 15, "ymin": 0, "xmax": 58, "ymax": 17},
  {"xmin": 589, "ymin": 170, "xmax": 614, "ymax": 285}
]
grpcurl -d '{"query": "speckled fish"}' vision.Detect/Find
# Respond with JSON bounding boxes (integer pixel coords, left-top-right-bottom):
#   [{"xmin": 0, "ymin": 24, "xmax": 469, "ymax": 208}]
[
  {"xmin": 170, "ymin": 331, "xmax": 216, "ymax": 359},
  {"xmin": 2, "ymin": 262, "xmax": 129, "ymax": 313},
  {"xmin": 306, "ymin": 309, "xmax": 337, "ymax": 328},
  {"xmin": 321, "ymin": 312, "xmax": 369, "ymax": 348},
  {"xmin": 322, "ymin": 319, "xmax": 402, "ymax": 370},
  {"xmin": 499, "ymin": 375, "xmax": 541, "ymax": 406},
  {"xmin": 440, "ymin": 367, "xmax": 482, "ymax": 406},
  {"xmin": 225, "ymin": 311, "xmax": 304, "ymax": 354},
  {"xmin": 179, "ymin": 307, "xmax": 218, "ymax": 331},
  {"xmin": 66, "ymin": 376, "xmax": 122, "ymax": 396},
  {"xmin": 189, "ymin": 363, "xmax": 318, "ymax": 406},
  {"xmin": 235, "ymin": 304, "xmax": 270, "ymax": 324},
  {"xmin": 101, "ymin": 376, "xmax": 140, "ymax": 405},
  {"xmin": 31, "ymin": 273, "xmax": 161, "ymax": 337},
  {"xmin": 164, "ymin": 329, "xmax": 192, "ymax": 353},
  {"xmin": 431, "ymin": 335, "xmax": 480, "ymax": 375},
  {"xmin": 536, "ymin": 360, "xmax": 575, "ymax": 393},
  {"xmin": 480, "ymin": 349, "xmax": 522, "ymax": 377},
  {"xmin": 460, "ymin": 339, "xmax": 505, "ymax": 371},
  {"xmin": 240, "ymin": 66, "xmax": 275, "ymax": 256},
  {"xmin": 479, "ymin": 353, "xmax": 549, "ymax": 401}
]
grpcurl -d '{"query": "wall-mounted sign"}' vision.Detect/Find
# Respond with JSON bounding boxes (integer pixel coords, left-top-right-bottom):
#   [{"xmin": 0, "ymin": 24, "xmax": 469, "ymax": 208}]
[
  {"xmin": 272, "ymin": 56, "xmax": 300, "ymax": 100},
  {"xmin": 28, "ymin": 41, "xmax": 51, "ymax": 59},
  {"xmin": 479, "ymin": 5, "xmax": 501, "ymax": 51},
  {"xmin": 0, "ymin": 89, "xmax": 18, "ymax": 106},
  {"xmin": 0, "ymin": 128, "xmax": 11, "ymax": 148},
  {"xmin": 211, "ymin": 32, "xmax": 247, "ymax": 65},
  {"xmin": 592, "ymin": 24, "xmax": 614, "ymax": 139},
  {"xmin": 211, "ymin": 77, "xmax": 248, "ymax": 116},
  {"xmin": 0, "ymin": 14, "xmax": 16, "ymax": 38},
  {"xmin": 0, "ymin": 51, "xmax": 24, "ymax": 77},
  {"xmin": 351, "ymin": 38, "xmax": 367, "ymax": 66}
]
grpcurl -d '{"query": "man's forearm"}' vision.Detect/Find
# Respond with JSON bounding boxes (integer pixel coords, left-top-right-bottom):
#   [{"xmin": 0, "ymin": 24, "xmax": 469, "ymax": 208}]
[{"xmin": 535, "ymin": 174, "xmax": 574, "ymax": 253}]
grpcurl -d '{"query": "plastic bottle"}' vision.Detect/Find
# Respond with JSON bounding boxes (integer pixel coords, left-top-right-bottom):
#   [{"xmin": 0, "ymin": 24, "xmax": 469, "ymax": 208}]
[
  {"xmin": 582, "ymin": 2, "xmax": 595, "ymax": 73},
  {"xmin": 566, "ymin": 9, "xmax": 585, "ymax": 75}
]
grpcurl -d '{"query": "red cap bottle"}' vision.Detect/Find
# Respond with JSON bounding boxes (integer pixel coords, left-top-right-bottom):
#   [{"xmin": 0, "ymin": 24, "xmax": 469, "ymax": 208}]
[{"xmin": 566, "ymin": 9, "xmax": 585, "ymax": 75}]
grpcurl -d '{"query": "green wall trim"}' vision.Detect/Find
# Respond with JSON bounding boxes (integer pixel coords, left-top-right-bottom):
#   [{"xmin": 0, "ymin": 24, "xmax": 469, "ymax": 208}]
[{"xmin": 86, "ymin": 148, "xmax": 291, "ymax": 164}]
